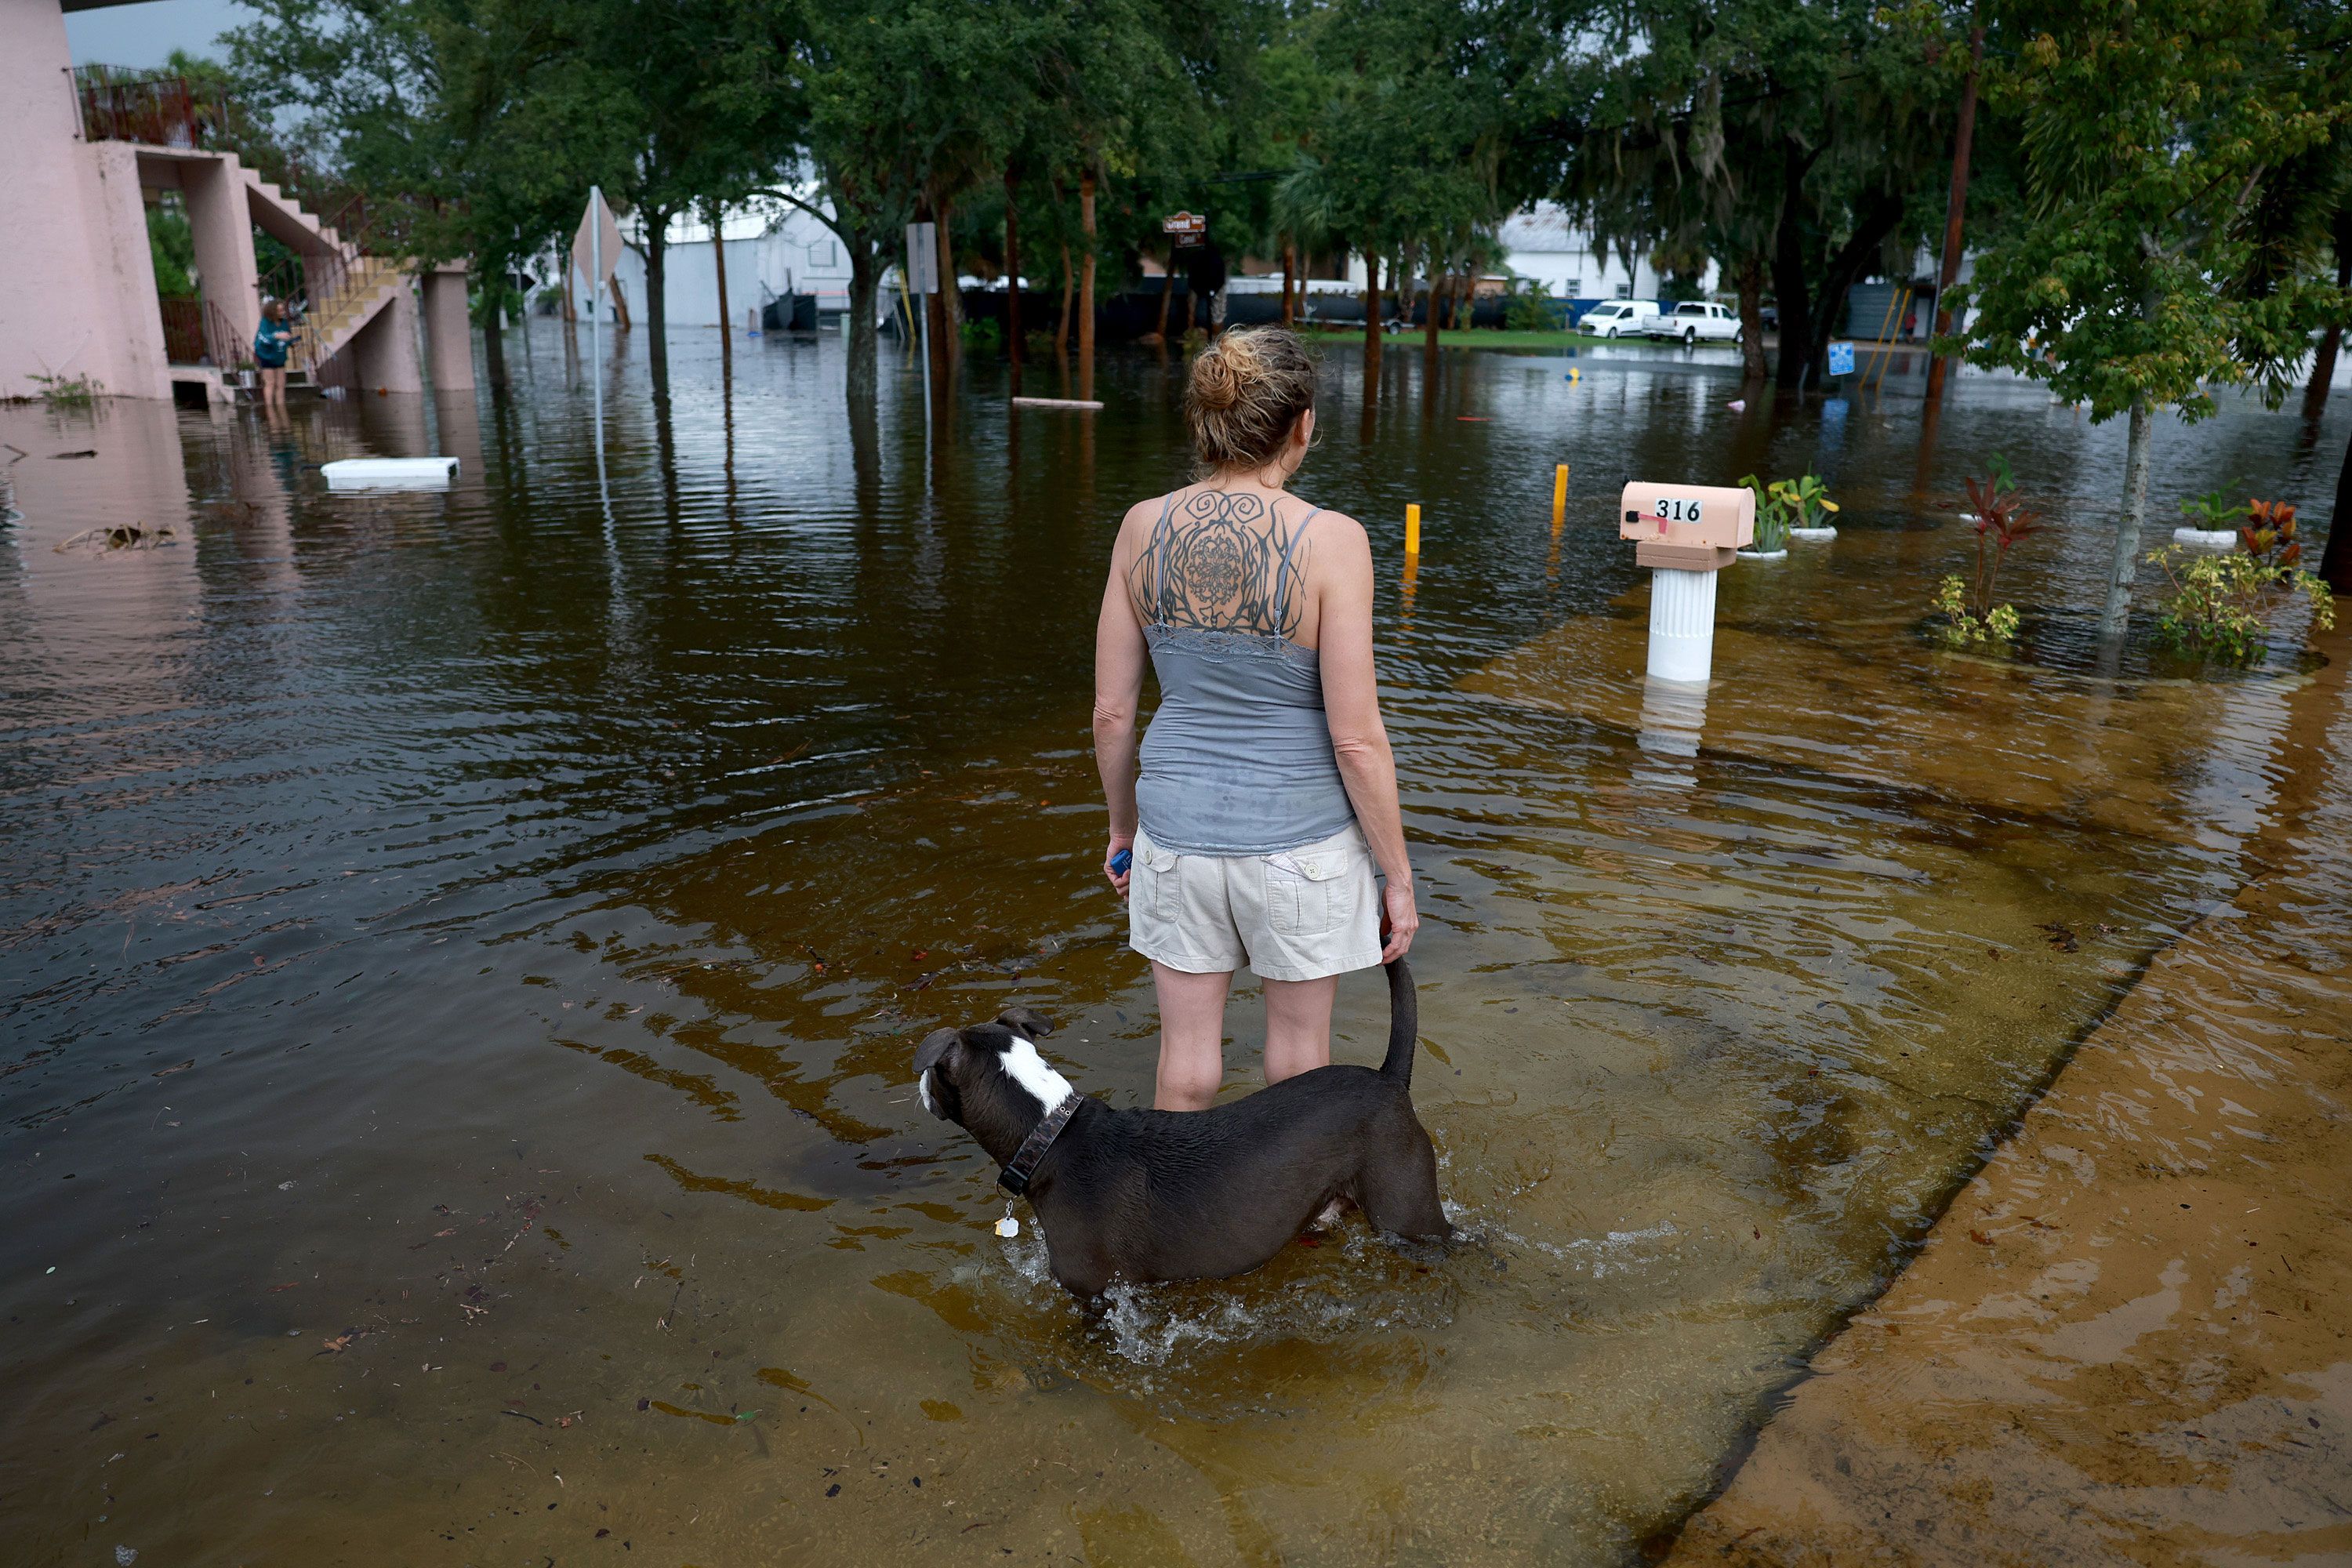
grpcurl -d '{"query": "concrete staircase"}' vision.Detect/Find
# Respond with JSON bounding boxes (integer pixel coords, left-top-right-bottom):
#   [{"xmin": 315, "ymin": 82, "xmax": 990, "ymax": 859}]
[{"xmin": 238, "ymin": 164, "xmax": 408, "ymax": 374}]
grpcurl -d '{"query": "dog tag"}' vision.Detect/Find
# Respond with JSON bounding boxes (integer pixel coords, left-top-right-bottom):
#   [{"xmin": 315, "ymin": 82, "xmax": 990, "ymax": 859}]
[{"xmin": 995, "ymin": 1214, "xmax": 1020, "ymax": 1238}]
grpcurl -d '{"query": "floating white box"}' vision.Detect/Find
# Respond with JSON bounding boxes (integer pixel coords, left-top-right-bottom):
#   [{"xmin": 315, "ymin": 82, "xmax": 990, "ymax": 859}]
[{"xmin": 322, "ymin": 457, "xmax": 459, "ymax": 490}]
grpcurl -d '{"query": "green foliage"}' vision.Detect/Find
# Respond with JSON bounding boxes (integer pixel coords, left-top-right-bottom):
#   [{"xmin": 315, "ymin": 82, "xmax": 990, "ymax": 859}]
[
  {"xmin": 960, "ymin": 316, "xmax": 1001, "ymax": 354},
  {"xmin": 1737, "ymin": 473, "xmax": 1790, "ymax": 550},
  {"xmin": 1932, "ymin": 575, "xmax": 2022, "ymax": 644},
  {"xmin": 2178, "ymin": 487, "xmax": 2251, "ymax": 532},
  {"xmin": 1502, "ymin": 283, "xmax": 1556, "ymax": 332},
  {"xmin": 147, "ymin": 201, "xmax": 197, "ymax": 298},
  {"xmin": 29, "ymin": 372, "xmax": 101, "ymax": 408},
  {"xmin": 1771, "ymin": 473, "xmax": 1840, "ymax": 531},
  {"xmin": 2149, "ymin": 546, "xmax": 2337, "ymax": 660},
  {"xmin": 1945, "ymin": 0, "xmax": 2352, "ymax": 421}
]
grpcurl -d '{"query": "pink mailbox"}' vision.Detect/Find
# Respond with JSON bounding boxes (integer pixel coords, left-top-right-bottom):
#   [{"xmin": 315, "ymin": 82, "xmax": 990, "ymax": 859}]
[{"xmin": 1617, "ymin": 482, "xmax": 1755, "ymax": 571}]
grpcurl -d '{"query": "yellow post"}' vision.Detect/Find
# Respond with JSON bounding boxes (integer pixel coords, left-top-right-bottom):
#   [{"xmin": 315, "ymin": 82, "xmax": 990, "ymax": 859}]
[
  {"xmin": 1405, "ymin": 503, "xmax": 1421, "ymax": 556},
  {"xmin": 1552, "ymin": 464, "xmax": 1569, "ymax": 532}
]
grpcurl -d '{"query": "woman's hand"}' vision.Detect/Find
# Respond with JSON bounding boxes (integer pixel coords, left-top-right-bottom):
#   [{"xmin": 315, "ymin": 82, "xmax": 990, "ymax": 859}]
[
  {"xmin": 1379, "ymin": 876, "xmax": 1419, "ymax": 963},
  {"xmin": 1104, "ymin": 832, "xmax": 1135, "ymax": 899}
]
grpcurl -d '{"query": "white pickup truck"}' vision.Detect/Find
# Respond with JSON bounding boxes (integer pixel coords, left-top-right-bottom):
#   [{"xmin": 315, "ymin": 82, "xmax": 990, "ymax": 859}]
[
  {"xmin": 1645, "ymin": 301, "xmax": 1744, "ymax": 344},
  {"xmin": 1577, "ymin": 299, "xmax": 1659, "ymax": 338}
]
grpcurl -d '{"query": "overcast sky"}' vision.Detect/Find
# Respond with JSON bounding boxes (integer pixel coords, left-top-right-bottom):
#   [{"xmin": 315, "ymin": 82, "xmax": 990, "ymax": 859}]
[{"xmin": 64, "ymin": 0, "xmax": 249, "ymax": 67}]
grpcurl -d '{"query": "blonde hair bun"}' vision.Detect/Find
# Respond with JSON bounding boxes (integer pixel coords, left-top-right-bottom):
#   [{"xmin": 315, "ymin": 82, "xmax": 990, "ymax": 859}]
[{"xmin": 1183, "ymin": 327, "xmax": 1316, "ymax": 473}]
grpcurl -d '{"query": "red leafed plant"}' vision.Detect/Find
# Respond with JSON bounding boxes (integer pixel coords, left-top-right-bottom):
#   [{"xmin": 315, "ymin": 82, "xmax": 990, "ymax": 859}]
[
  {"xmin": 1960, "ymin": 470, "xmax": 2045, "ymax": 619},
  {"xmin": 2240, "ymin": 499, "xmax": 2301, "ymax": 567}
]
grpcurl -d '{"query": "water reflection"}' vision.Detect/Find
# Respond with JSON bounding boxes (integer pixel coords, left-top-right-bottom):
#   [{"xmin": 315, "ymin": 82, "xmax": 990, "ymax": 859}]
[{"xmin": 0, "ymin": 334, "xmax": 2343, "ymax": 1566}]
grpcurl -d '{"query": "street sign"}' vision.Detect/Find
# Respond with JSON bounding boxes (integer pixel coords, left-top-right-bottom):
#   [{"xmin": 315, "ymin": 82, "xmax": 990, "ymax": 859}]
[
  {"xmin": 904, "ymin": 222, "xmax": 939, "ymax": 295},
  {"xmin": 1826, "ymin": 340, "xmax": 1856, "ymax": 377},
  {"xmin": 1161, "ymin": 211, "xmax": 1207, "ymax": 249},
  {"xmin": 572, "ymin": 188, "xmax": 622, "ymax": 295}
]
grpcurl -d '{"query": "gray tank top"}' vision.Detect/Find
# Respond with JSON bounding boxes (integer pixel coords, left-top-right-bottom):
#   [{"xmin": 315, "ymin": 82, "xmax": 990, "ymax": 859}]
[{"xmin": 1134, "ymin": 492, "xmax": 1356, "ymax": 856}]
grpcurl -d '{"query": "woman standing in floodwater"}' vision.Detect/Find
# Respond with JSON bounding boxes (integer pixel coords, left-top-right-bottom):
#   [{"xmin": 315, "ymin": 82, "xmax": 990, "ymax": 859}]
[
  {"xmin": 253, "ymin": 301, "xmax": 294, "ymax": 412},
  {"xmin": 1094, "ymin": 326, "xmax": 1417, "ymax": 1110}
]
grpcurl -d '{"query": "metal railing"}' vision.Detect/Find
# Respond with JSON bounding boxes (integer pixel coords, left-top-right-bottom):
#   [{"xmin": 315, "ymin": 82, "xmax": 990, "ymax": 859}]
[
  {"xmin": 158, "ymin": 296, "xmax": 256, "ymax": 371},
  {"xmin": 71, "ymin": 65, "xmax": 225, "ymax": 150}
]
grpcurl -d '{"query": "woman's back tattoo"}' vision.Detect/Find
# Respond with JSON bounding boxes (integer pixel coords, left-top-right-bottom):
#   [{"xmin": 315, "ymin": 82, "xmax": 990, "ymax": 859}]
[{"xmin": 1130, "ymin": 491, "xmax": 1310, "ymax": 638}]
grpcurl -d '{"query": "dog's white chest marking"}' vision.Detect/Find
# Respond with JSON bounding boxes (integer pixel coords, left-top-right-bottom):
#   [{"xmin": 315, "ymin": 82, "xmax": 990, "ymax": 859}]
[
  {"xmin": 999, "ymin": 1036, "xmax": 1074, "ymax": 1113},
  {"xmin": 915, "ymin": 1069, "xmax": 935, "ymax": 1115}
]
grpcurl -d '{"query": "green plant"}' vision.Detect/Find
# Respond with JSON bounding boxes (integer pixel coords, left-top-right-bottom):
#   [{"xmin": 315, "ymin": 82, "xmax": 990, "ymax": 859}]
[
  {"xmin": 1737, "ymin": 472, "xmax": 1790, "ymax": 550},
  {"xmin": 1933, "ymin": 575, "xmax": 2021, "ymax": 644},
  {"xmin": 1933, "ymin": 461, "xmax": 2044, "ymax": 645},
  {"xmin": 1771, "ymin": 472, "xmax": 1840, "ymax": 531},
  {"xmin": 960, "ymin": 316, "xmax": 1001, "ymax": 353},
  {"xmin": 2148, "ymin": 546, "xmax": 2336, "ymax": 661},
  {"xmin": 2178, "ymin": 486, "xmax": 2249, "ymax": 533},
  {"xmin": 29, "ymin": 372, "xmax": 100, "ymax": 408},
  {"xmin": 1502, "ymin": 282, "xmax": 1556, "ymax": 332}
]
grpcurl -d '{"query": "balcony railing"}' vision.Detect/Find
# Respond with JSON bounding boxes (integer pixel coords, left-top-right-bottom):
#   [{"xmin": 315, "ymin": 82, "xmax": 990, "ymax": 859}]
[
  {"xmin": 72, "ymin": 65, "xmax": 226, "ymax": 151},
  {"xmin": 156, "ymin": 296, "xmax": 254, "ymax": 371}
]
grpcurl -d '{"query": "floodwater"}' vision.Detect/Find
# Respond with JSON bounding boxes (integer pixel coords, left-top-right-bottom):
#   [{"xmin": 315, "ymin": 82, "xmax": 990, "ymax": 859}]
[{"xmin": 3, "ymin": 329, "xmax": 2346, "ymax": 1566}]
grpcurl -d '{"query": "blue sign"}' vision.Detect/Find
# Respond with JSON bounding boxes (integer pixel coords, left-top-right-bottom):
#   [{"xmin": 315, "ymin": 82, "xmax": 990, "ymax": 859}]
[{"xmin": 1826, "ymin": 340, "xmax": 1857, "ymax": 378}]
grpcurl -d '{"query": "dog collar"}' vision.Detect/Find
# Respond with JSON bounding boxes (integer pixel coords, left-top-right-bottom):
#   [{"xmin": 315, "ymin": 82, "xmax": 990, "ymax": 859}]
[{"xmin": 997, "ymin": 1091, "xmax": 1081, "ymax": 1197}]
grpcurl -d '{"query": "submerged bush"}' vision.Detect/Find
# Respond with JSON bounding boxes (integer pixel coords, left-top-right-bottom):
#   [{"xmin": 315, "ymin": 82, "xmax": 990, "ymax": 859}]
[{"xmin": 2149, "ymin": 546, "xmax": 2334, "ymax": 661}]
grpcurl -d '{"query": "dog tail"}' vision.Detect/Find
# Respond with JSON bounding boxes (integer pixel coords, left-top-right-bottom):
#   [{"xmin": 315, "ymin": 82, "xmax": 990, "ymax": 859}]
[{"xmin": 1378, "ymin": 958, "xmax": 1418, "ymax": 1087}]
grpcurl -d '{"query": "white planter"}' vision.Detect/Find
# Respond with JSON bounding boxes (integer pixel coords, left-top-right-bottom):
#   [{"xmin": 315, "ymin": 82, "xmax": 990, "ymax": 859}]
[
  {"xmin": 1735, "ymin": 548, "xmax": 1788, "ymax": 561},
  {"xmin": 1788, "ymin": 526, "xmax": 1838, "ymax": 541},
  {"xmin": 2172, "ymin": 527, "xmax": 2238, "ymax": 548}
]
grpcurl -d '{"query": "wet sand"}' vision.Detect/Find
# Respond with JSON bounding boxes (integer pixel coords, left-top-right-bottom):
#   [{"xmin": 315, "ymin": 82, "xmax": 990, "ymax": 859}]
[{"xmin": 1665, "ymin": 625, "xmax": 2352, "ymax": 1566}]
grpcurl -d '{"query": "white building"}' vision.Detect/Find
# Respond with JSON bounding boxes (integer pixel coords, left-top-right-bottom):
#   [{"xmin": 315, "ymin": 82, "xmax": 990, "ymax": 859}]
[
  {"xmin": 1496, "ymin": 203, "xmax": 1702, "ymax": 303},
  {"xmin": 608, "ymin": 200, "xmax": 857, "ymax": 329}
]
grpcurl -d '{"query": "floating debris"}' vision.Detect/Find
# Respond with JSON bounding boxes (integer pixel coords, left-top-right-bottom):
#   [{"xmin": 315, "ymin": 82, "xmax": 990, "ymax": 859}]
[
  {"xmin": 50, "ymin": 449, "xmax": 97, "ymax": 459},
  {"xmin": 53, "ymin": 523, "xmax": 177, "ymax": 554}
]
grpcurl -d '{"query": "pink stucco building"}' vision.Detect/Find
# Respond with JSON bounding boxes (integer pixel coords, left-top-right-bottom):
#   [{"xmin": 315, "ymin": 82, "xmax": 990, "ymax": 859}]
[{"xmin": 2, "ymin": 0, "xmax": 471, "ymax": 402}]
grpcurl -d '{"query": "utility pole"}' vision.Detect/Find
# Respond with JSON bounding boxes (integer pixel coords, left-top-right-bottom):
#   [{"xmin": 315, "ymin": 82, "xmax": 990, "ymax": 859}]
[{"xmin": 1925, "ymin": 17, "xmax": 1985, "ymax": 405}]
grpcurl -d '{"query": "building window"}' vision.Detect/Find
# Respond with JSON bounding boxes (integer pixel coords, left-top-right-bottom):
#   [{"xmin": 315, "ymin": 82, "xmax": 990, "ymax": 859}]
[
  {"xmin": 1565, "ymin": 277, "xmax": 1582, "ymax": 296},
  {"xmin": 1615, "ymin": 283, "xmax": 1632, "ymax": 299}
]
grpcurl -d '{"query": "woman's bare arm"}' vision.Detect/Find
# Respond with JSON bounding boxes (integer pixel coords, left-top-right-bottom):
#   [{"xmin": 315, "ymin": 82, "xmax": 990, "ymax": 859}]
[
  {"xmin": 1312, "ymin": 517, "xmax": 1417, "ymax": 960},
  {"xmin": 1093, "ymin": 503, "xmax": 1154, "ymax": 896}
]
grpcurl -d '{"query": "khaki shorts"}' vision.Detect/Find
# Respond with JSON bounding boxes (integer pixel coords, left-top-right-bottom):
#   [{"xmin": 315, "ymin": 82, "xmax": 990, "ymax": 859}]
[{"xmin": 1128, "ymin": 823, "xmax": 1382, "ymax": 983}]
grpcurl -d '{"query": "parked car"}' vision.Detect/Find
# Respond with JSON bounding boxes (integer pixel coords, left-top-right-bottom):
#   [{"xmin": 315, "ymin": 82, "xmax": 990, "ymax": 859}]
[
  {"xmin": 1759, "ymin": 303, "xmax": 1778, "ymax": 331},
  {"xmin": 1577, "ymin": 299, "xmax": 1660, "ymax": 338},
  {"xmin": 1646, "ymin": 300, "xmax": 1744, "ymax": 344}
]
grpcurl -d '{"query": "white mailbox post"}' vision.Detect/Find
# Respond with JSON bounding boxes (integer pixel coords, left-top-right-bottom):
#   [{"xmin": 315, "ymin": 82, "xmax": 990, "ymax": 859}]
[{"xmin": 1618, "ymin": 482, "xmax": 1755, "ymax": 684}]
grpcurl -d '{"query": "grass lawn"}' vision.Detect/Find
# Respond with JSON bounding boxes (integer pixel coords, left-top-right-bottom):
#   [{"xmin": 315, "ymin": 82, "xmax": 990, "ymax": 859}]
[{"xmin": 1294, "ymin": 324, "xmax": 1617, "ymax": 351}]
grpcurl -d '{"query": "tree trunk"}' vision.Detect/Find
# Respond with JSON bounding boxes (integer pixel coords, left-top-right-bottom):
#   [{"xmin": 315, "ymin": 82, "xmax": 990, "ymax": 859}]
[
  {"xmin": 1735, "ymin": 256, "xmax": 1767, "ymax": 381},
  {"xmin": 1281, "ymin": 241, "xmax": 1296, "ymax": 327},
  {"xmin": 934, "ymin": 198, "xmax": 962, "ymax": 373},
  {"xmin": 561, "ymin": 260, "xmax": 576, "ymax": 321},
  {"xmin": 1423, "ymin": 260, "xmax": 1440, "ymax": 356},
  {"xmin": 644, "ymin": 212, "xmax": 669, "ymax": 387},
  {"xmin": 1156, "ymin": 259, "xmax": 1174, "ymax": 342},
  {"xmin": 1363, "ymin": 252, "xmax": 1382, "ymax": 392},
  {"xmin": 1772, "ymin": 140, "xmax": 1817, "ymax": 389},
  {"xmin": 612, "ymin": 279, "xmax": 631, "ymax": 329},
  {"xmin": 844, "ymin": 234, "xmax": 878, "ymax": 404},
  {"xmin": 710, "ymin": 204, "xmax": 731, "ymax": 379},
  {"xmin": 1004, "ymin": 174, "xmax": 1023, "ymax": 366},
  {"xmin": 1802, "ymin": 189, "xmax": 1906, "ymax": 386},
  {"xmin": 2103, "ymin": 396, "xmax": 2154, "ymax": 637},
  {"xmin": 2320, "ymin": 417, "xmax": 2352, "ymax": 594},
  {"xmin": 1055, "ymin": 241, "xmax": 1073, "ymax": 361},
  {"xmin": 1079, "ymin": 166, "xmax": 1097, "ymax": 402},
  {"xmin": 479, "ymin": 281, "xmax": 508, "ymax": 390},
  {"xmin": 2304, "ymin": 241, "xmax": 2350, "ymax": 416},
  {"xmin": 1926, "ymin": 23, "xmax": 1985, "ymax": 403}
]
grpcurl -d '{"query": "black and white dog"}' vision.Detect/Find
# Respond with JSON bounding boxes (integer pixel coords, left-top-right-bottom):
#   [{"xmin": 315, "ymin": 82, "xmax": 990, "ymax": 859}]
[{"xmin": 913, "ymin": 960, "xmax": 1450, "ymax": 1298}]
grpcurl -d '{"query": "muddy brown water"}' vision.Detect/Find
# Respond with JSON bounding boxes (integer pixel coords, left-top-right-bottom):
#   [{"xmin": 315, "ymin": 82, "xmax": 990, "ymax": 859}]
[{"xmin": 3, "ymin": 333, "xmax": 2346, "ymax": 1566}]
